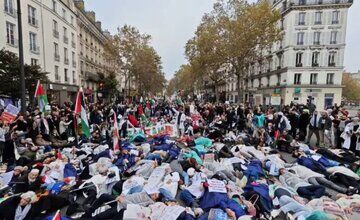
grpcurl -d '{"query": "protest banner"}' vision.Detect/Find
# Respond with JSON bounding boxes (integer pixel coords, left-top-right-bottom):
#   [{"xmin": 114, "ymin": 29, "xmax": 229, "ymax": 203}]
[
  {"xmin": 208, "ymin": 179, "xmax": 227, "ymax": 193},
  {"xmin": 0, "ymin": 104, "xmax": 20, "ymax": 123}
]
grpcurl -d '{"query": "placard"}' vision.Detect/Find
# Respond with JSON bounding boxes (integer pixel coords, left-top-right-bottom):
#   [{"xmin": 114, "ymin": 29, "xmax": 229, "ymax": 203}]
[{"xmin": 208, "ymin": 179, "xmax": 227, "ymax": 193}]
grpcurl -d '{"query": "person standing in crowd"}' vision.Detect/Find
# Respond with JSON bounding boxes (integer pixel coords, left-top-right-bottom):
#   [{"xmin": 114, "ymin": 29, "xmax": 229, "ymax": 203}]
[
  {"xmin": 342, "ymin": 117, "xmax": 360, "ymax": 156},
  {"xmin": 307, "ymin": 110, "xmax": 320, "ymax": 147},
  {"xmin": 318, "ymin": 111, "xmax": 333, "ymax": 148}
]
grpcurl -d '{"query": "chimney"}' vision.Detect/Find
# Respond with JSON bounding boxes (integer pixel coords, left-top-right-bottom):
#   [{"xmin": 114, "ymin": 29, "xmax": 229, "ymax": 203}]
[
  {"xmin": 95, "ymin": 21, "xmax": 102, "ymax": 30},
  {"xmin": 73, "ymin": 0, "xmax": 85, "ymax": 10},
  {"xmin": 85, "ymin": 11, "xmax": 96, "ymax": 22}
]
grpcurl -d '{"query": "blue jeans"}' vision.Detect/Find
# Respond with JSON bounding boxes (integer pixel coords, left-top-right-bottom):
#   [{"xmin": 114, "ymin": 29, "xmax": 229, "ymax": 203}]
[
  {"xmin": 145, "ymin": 154, "xmax": 162, "ymax": 161},
  {"xmin": 127, "ymin": 185, "xmax": 143, "ymax": 195},
  {"xmin": 279, "ymin": 195, "xmax": 311, "ymax": 219},
  {"xmin": 180, "ymin": 189, "xmax": 195, "ymax": 207},
  {"xmin": 182, "ymin": 171, "xmax": 190, "ymax": 186}
]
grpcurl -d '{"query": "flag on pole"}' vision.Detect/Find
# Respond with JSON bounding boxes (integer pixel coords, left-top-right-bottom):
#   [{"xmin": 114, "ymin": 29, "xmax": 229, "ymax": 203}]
[
  {"xmin": 34, "ymin": 80, "xmax": 49, "ymax": 112},
  {"xmin": 113, "ymin": 112, "xmax": 120, "ymax": 152},
  {"xmin": 75, "ymin": 89, "xmax": 91, "ymax": 138},
  {"xmin": 52, "ymin": 210, "xmax": 61, "ymax": 220}
]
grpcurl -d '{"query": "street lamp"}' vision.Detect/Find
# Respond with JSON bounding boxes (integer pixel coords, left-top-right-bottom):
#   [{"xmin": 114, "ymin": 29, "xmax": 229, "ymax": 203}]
[{"xmin": 17, "ymin": 0, "xmax": 26, "ymax": 113}]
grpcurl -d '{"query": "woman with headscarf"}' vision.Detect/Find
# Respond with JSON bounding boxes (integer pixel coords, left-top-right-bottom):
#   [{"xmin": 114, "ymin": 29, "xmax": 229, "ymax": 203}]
[{"xmin": 0, "ymin": 191, "xmax": 37, "ymax": 220}]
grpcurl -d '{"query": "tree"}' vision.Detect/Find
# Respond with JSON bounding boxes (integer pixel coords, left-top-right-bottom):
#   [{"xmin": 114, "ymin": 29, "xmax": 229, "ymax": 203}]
[
  {"xmin": 167, "ymin": 64, "xmax": 198, "ymax": 96},
  {"xmin": 183, "ymin": 0, "xmax": 282, "ymax": 103},
  {"xmin": 0, "ymin": 49, "xmax": 48, "ymax": 100},
  {"xmin": 98, "ymin": 72, "xmax": 119, "ymax": 100},
  {"xmin": 185, "ymin": 13, "xmax": 228, "ymax": 102},
  {"xmin": 104, "ymin": 25, "xmax": 166, "ymax": 96},
  {"xmin": 342, "ymin": 73, "xmax": 360, "ymax": 101}
]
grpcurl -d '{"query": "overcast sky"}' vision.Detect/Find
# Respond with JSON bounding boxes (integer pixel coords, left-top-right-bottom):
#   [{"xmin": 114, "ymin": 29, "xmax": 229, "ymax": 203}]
[{"xmin": 85, "ymin": 0, "xmax": 360, "ymax": 79}]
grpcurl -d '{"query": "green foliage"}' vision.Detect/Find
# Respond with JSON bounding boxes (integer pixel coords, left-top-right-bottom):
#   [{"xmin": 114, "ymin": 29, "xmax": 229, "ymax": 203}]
[
  {"xmin": 98, "ymin": 72, "xmax": 119, "ymax": 98},
  {"xmin": 0, "ymin": 49, "xmax": 48, "ymax": 99},
  {"xmin": 177, "ymin": 0, "xmax": 282, "ymax": 102},
  {"xmin": 342, "ymin": 73, "xmax": 360, "ymax": 101},
  {"xmin": 104, "ymin": 25, "xmax": 165, "ymax": 96}
]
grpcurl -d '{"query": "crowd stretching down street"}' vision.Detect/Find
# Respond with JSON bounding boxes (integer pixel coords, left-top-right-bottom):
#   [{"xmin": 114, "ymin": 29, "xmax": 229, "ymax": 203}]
[{"xmin": 0, "ymin": 91, "xmax": 359, "ymax": 220}]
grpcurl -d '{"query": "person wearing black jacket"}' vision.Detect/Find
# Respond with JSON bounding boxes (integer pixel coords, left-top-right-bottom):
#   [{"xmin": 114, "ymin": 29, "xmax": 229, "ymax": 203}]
[
  {"xmin": 14, "ymin": 169, "xmax": 42, "ymax": 194},
  {"xmin": 298, "ymin": 109, "xmax": 310, "ymax": 141},
  {"xmin": 0, "ymin": 191, "xmax": 37, "ymax": 220}
]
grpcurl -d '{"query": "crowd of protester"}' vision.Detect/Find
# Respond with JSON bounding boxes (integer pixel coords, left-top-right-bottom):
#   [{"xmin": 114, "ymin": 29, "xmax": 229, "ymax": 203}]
[{"xmin": 0, "ymin": 97, "xmax": 359, "ymax": 220}]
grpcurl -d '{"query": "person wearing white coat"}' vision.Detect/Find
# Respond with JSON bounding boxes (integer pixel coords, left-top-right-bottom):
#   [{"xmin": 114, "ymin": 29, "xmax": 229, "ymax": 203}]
[
  {"xmin": 341, "ymin": 117, "xmax": 360, "ymax": 155},
  {"xmin": 172, "ymin": 105, "xmax": 186, "ymax": 137}
]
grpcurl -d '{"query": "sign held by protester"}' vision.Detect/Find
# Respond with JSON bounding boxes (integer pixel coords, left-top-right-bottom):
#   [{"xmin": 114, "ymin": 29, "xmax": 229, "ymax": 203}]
[{"xmin": 208, "ymin": 179, "xmax": 227, "ymax": 193}]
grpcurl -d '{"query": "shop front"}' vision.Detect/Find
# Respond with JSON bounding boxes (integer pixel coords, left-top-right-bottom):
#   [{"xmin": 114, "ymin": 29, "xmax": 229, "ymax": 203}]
[{"xmin": 46, "ymin": 83, "xmax": 79, "ymax": 105}]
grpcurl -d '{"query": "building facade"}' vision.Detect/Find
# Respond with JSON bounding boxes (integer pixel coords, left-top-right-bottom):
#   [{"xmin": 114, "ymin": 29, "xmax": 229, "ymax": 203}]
[
  {"xmin": 1, "ymin": 0, "xmax": 79, "ymax": 104},
  {"xmin": 74, "ymin": 0, "xmax": 120, "ymax": 102},
  {"xmin": 242, "ymin": 0, "xmax": 353, "ymax": 109}
]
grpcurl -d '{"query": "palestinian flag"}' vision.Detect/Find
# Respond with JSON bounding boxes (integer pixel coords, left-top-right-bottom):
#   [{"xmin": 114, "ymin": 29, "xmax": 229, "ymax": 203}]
[
  {"xmin": 34, "ymin": 80, "xmax": 49, "ymax": 112},
  {"xmin": 113, "ymin": 112, "xmax": 120, "ymax": 151},
  {"xmin": 75, "ymin": 89, "xmax": 90, "ymax": 138}
]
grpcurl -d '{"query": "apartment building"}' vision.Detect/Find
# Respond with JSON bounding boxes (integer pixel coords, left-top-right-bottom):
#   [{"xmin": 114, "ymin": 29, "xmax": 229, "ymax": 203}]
[
  {"xmin": 242, "ymin": 0, "xmax": 353, "ymax": 109},
  {"xmin": 0, "ymin": 0, "xmax": 79, "ymax": 104},
  {"xmin": 73, "ymin": 0, "xmax": 118, "ymax": 102}
]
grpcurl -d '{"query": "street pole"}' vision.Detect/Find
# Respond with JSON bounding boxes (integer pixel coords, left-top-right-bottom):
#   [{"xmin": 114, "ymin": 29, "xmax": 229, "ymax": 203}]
[{"xmin": 17, "ymin": 0, "xmax": 26, "ymax": 113}]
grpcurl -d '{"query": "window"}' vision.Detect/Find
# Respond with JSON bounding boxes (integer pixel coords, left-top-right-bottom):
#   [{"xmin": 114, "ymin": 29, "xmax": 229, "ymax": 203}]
[
  {"xmin": 294, "ymin": 73, "xmax": 301, "ymax": 85},
  {"xmin": 310, "ymin": 73, "xmax": 318, "ymax": 85},
  {"xmin": 28, "ymin": 5, "xmax": 37, "ymax": 26},
  {"xmin": 70, "ymin": 16, "xmax": 74, "ymax": 25},
  {"xmin": 55, "ymin": 66, "xmax": 60, "ymax": 81},
  {"xmin": 31, "ymin": 58, "xmax": 38, "ymax": 66},
  {"xmin": 29, "ymin": 32, "xmax": 37, "ymax": 52},
  {"xmin": 328, "ymin": 51, "xmax": 336, "ymax": 66},
  {"xmin": 53, "ymin": 20, "xmax": 58, "ymax": 31},
  {"xmin": 298, "ymin": 12, "xmax": 306, "ymax": 25},
  {"xmin": 62, "ymin": 8, "xmax": 66, "ymax": 20},
  {"xmin": 54, "ymin": 43, "xmax": 59, "ymax": 61},
  {"xmin": 312, "ymin": 51, "xmax": 320, "ymax": 67},
  {"xmin": 53, "ymin": 20, "xmax": 59, "ymax": 38},
  {"xmin": 6, "ymin": 22, "xmax": 15, "ymax": 45},
  {"xmin": 72, "ymin": 71, "xmax": 76, "ymax": 83},
  {"xmin": 52, "ymin": 0, "xmax": 56, "ymax": 12},
  {"xmin": 297, "ymin": 32, "xmax": 304, "ymax": 45},
  {"xmin": 4, "ymin": 0, "xmax": 14, "ymax": 14},
  {"xmin": 315, "ymin": 12, "xmax": 322, "ymax": 25},
  {"xmin": 295, "ymin": 52, "xmax": 303, "ymax": 67},
  {"xmin": 332, "ymin": 11, "xmax": 340, "ymax": 24},
  {"xmin": 64, "ymin": 48, "xmax": 68, "ymax": 64},
  {"xmin": 63, "ymin": 27, "xmax": 68, "ymax": 43},
  {"xmin": 313, "ymin": 32, "xmax": 321, "ymax": 45},
  {"xmin": 64, "ymin": 68, "xmax": 68, "ymax": 82},
  {"xmin": 299, "ymin": 0, "xmax": 306, "ymax": 5},
  {"xmin": 330, "ymin": 31, "xmax": 337, "ymax": 44},
  {"xmin": 326, "ymin": 73, "xmax": 334, "ymax": 85}
]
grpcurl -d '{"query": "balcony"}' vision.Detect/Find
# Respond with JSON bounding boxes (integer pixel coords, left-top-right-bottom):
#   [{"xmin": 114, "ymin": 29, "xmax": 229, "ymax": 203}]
[
  {"xmin": 63, "ymin": 36, "xmax": 69, "ymax": 44},
  {"xmin": 6, "ymin": 39, "xmax": 18, "ymax": 48},
  {"xmin": 54, "ymin": 53, "xmax": 60, "ymax": 61},
  {"xmin": 298, "ymin": 22, "xmax": 305, "ymax": 25},
  {"xmin": 72, "ymin": 61, "xmax": 77, "ymax": 68},
  {"xmin": 312, "ymin": 63, "xmax": 319, "ymax": 67},
  {"xmin": 314, "ymin": 21, "xmax": 322, "ymax": 25},
  {"xmin": 72, "ymin": 41, "xmax": 76, "ymax": 48},
  {"xmin": 4, "ymin": 6, "xmax": 16, "ymax": 18},
  {"xmin": 296, "ymin": 63, "xmax": 303, "ymax": 67},
  {"xmin": 53, "ymin": 30, "xmax": 59, "ymax": 38},
  {"xmin": 330, "ymin": 41, "xmax": 337, "ymax": 45},
  {"xmin": 65, "ymin": 77, "xmax": 69, "ymax": 83},
  {"xmin": 332, "ymin": 20, "xmax": 339, "ymax": 25},
  {"xmin": 64, "ymin": 58, "xmax": 69, "ymax": 65},
  {"xmin": 30, "ymin": 45, "xmax": 40, "ymax": 54},
  {"xmin": 28, "ymin": 17, "xmax": 38, "ymax": 27},
  {"xmin": 282, "ymin": 0, "xmax": 353, "ymax": 13},
  {"xmin": 313, "ymin": 41, "xmax": 320, "ymax": 45},
  {"xmin": 328, "ymin": 62, "xmax": 336, "ymax": 67}
]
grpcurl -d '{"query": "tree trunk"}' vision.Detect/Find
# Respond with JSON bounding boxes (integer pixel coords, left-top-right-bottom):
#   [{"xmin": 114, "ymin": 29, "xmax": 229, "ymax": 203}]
[
  {"xmin": 237, "ymin": 74, "xmax": 243, "ymax": 104},
  {"xmin": 214, "ymin": 84, "xmax": 220, "ymax": 103}
]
